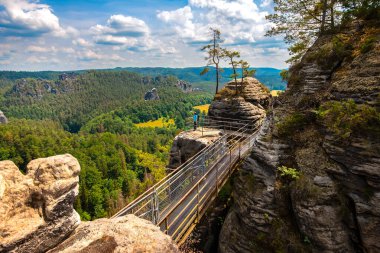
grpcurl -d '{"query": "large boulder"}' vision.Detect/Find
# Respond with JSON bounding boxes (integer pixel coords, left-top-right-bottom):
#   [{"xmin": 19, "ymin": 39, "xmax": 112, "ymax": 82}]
[
  {"xmin": 209, "ymin": 77, "xmax": 270, "ymax": 125},
  {"xmin": 168, "ymin": 128, "xmax": 223, "ymax": 169},
  {"xmin": 0, "ymin": 110, "xmax": 7, "ymax": 124},
  {"xmin": 48, "ymin": 215, "xmax": 179, "ymax": 253},
  {"xmin": 0, "ymin": 154, "xmax": 81, "ymax": 253}
]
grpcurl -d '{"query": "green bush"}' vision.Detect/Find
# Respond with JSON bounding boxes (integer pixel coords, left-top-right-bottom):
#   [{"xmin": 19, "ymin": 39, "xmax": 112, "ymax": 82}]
[
  {"xmin": 360, "ymin": 36, "xmax": 376, "ymax": 53},
  {"xmin": 276, "ymin": 112, "xmax": 308, "ymax": 137},
  {"xmin": 278, "ymin": 166, "xmax": 300, "ymax": 181},
  {"xmin": 317, "ymin": 99, "xmax": 380, "ymax": 139}
]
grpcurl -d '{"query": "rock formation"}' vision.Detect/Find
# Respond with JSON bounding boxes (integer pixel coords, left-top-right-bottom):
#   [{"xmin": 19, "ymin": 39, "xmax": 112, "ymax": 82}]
[
  {"xmin": 0, "ymin": 154, "xmax": 81, "ymax": 253},
  {"xmin": 219, "ymin": 20, "xmax": 380, "ymax": 253},
  {"xmin": 168, "ymin": 128, "xmax": 223, "ymax": 169},
  {"xmin": 176, "ymin": 80, "xmax": 193, "ymax": 92},
  {"xmin": 208, "ymin": 77, "xmax": 270, "ymax": 127},
  {"xmin": 144, "ymin": 88, "xmax": 160, "ymax": 100},
  {"xmin": 0, "ymin": 154, "xmax": 179, "ymax": 253},
  {"xmin": 48, "ymin": 215, "xmax": 179, "ymax": 253},
  {"xmin": 0, "ymin": 110, "xmax": 7, "ymax": 124}
]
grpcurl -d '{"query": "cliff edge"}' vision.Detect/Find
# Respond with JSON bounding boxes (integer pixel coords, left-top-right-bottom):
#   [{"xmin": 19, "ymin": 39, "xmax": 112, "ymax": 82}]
[{"xmin": 219, "ymin": 19, "xmax": 380, "ymax": 253}]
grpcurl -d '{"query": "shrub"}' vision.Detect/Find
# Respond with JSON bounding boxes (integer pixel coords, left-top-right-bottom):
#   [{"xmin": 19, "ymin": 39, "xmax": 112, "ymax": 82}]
[
  {"xmin": 276, "ymin": 112, "xmax": 308, "ymax": 137},
  {"xmin": 317, "ymin": 99, "xmax": 380, "ymax": 139},
  {"xmin": 278, "ymin": 166, "xmax": 300, "ymax": 181},
  {"xmin": 360, "ymin": 36, "xmax": 376, "ymax": 53}
]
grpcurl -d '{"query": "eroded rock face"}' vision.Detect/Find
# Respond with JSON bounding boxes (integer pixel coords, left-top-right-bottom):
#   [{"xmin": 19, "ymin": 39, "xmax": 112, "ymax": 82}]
[
  {"xmin": 168, "ymin": 128, "xmax": 223, "ymax": 169},
  {"xmin": 144, "ymin": 88, "xmax": 160, "ymax": 100},
  {"xmin": 209, "ymin": 77, "xmax": 270, "ymax": 125},
  {"xmin": 48, "ymin": 215, "xmax": 179, "ymax": 253},
  {"xmin": 0, "ymin": 154, "xmax": 81, "ymax": 253},
  {"xmin": 0, "ymin": 110, "xmax": 7, "ymax": 124},
  {"xmin": 219, "ymin": 20, "xmax": 380, "ymax": 253}
]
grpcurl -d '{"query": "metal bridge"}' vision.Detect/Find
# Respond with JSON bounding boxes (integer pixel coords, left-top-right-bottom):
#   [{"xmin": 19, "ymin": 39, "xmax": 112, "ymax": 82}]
[{"xmin": 112, "ymin": 117, "xmax": 261, "ymax": 245}]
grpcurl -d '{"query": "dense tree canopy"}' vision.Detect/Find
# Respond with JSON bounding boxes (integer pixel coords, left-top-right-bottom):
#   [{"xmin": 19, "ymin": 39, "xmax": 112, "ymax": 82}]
[{"xmin": 0, "ymin": 70, "xmax": 212, "ymax": 220}]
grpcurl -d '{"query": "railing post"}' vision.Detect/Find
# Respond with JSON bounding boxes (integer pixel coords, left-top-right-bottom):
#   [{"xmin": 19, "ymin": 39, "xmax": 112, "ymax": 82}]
[
  {"xmin": 152, "ymin": 189, "xmax": 159, "ymax": 225},
  {"xmin": 216, "ymin": 165, "xmax": 219, "ymax": 197},
  {"xmin": 196, "ymin": 183, "xmax": 200, "ymax": 222},
  {"xmin": 165, "ymin": 218, "xmax": 169, "ymax": 234}
]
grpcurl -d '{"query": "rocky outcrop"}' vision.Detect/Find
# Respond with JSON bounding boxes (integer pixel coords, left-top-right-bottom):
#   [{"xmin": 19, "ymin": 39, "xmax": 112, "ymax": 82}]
[
  {"xmin": 48, "ymin": 215, "xmax": 179, "ymax": 253},
  {"xmin": 0, "ymin": 110, "xmax": 7, "ymax": 124},
  {"xmin": 144, "ymin": 88, "xmax": 160, "ymax": 100},
  {"xmin": 0, "ymin": 154, "xmax": 81, "ymax": 253},
  {"xmin": 0, "ymin": 155, "xmax": 180, "ymax": 253},
  {"xmin": 176, "ymin": 80, "xmax": 193, "ymax": 92},
  {"xmin": 168, "ymin": 128, "xmax": 223, "ymax": 169},
  {"xmin": 219, "ymin": 20, "xmax": 380, "ymax": 253},
  {"xmin": 209, "ymin": 77, "xmax": 270, "ymax": 126}
]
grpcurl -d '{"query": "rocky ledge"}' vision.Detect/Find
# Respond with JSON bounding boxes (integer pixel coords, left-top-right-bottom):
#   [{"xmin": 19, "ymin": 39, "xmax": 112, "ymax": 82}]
[
  {"xmin": 0, "ymin": 154, "xmax": 179, "ymax": 253},
  {"xmin": 168, "ymin": 128, "xmax": 223, "ymax": 169}
]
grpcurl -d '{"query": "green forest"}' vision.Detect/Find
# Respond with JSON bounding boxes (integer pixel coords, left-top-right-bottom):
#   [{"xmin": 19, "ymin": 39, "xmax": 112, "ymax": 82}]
[{"xmin": 0, "ymin": 70, "xmax": 212, "ymax": 220}]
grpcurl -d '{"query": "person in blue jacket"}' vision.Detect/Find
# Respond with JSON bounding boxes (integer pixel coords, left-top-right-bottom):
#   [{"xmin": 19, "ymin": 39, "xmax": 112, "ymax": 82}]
[{"xmin": 193, "ymin": 112, "xmax": 198, "ymax": 131}]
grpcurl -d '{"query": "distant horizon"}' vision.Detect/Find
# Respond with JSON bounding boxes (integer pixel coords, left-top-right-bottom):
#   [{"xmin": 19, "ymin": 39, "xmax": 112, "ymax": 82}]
[
  {"xmin": 0, "ymin": 66, "xmax": 286, "ymax": 73},
  {"xmin": 0, "ymin": 0, "xmax": 289, "ymax": 71}
]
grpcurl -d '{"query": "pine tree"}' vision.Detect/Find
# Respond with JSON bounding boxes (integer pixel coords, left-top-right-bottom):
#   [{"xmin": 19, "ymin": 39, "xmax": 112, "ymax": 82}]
[
  {"xmin": 266, "ymin": 0, "xmax": 340, "ymax": 64},
  {"xmin": 222, "ymin": 49, "xmax": 241, "ymax": 94},
  {"xmin": 201, "ymin": 28, "xmax": 223, "ymax": 94}
]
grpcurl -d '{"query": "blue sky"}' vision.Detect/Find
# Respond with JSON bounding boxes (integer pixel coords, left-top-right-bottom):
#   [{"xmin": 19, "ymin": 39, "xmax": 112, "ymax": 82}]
[{"xmin": 0, "ymin": 0, "xmax": 289, "ymax": 71}]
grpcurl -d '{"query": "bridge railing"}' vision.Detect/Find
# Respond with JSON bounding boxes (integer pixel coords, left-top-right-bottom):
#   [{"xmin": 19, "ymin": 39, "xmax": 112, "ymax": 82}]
[
  {"xmin": 158, "ymin": 125, "xmax": 259, "ymax": 243},
  {"xmin": 112, "ymin": 118, "xmax": 262, "ymax": 244}
]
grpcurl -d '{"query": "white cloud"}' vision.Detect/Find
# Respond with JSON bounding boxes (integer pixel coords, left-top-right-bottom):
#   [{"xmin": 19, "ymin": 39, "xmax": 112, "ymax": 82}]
[
  {"xmin": 72, "ymin": 38, "xmax": 92, "ymax": 47},
  {"xmin": 90, "ymin": 14, "xmax": 152, "ymax": 50},
  {"xmin": 27, "ymin": 45, "xmax": 56, "ymax": 53},
  {"xmin": 157, "ymin": 0, "xmax": 270, "ymax": 45},
  {"xmin": 77, "ymin": 49, "xmax": 125, "ymax": 62},
  {"xmin": 260, "ymin": 0, "xmax": 272, "ymax": 7},
  {"xmin": 0, "ymin": 0, "xmax": 76, "ymax": 37}
]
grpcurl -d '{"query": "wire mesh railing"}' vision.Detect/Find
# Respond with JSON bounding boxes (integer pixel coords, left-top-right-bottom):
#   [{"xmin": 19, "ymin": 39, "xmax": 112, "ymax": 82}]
[{"xmin": 112, "ymin": 117, "xmax": 261, "ymax": 244}]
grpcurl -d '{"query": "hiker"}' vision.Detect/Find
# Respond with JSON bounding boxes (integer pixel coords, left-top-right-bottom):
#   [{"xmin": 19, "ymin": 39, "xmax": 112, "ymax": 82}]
[{"xmin": 193, "ymin": 112, "xmax": 198, "ymax": 130}]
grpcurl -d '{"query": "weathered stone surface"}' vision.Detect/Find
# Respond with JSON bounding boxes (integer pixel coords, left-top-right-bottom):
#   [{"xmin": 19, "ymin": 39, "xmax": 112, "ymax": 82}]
[
  {"xmin": 209, "ymin": 77, "xmax": 270, "ymax": 125},
  {"xmin": 168, "ymin": 128, "xmax": 223, "ymax": 169},
  {"xmin": 144, "ymin": 88, "xmax": 160, "ymax": 100},
  {"xmin": 219, "ymin": 20, "xmax": 380, "ymax": 253},
  {"xmin": 0, "ymin": 154, "xmax": 81, "ymax": 253},
  {"xmin": 0, "ymin": 110, "xmax": 7, "ymax": 124},
  {"xmin": 48, "ymin": 215, "xmax": 179, "ymax": 253}
]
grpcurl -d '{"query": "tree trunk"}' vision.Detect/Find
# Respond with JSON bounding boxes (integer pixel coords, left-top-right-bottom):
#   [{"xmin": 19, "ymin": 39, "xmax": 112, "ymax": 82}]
[
  {"xmin": 233, "ymin": 67, "xmax": 238, "ymax": 95},
  {"xmin": 216, "ymin": 64, "xmax": 219, "ymax": 94},
  {"xmin": 330, "ymin": 0, "xmax": 335, "ymax": 29},
  {"xmin": 321, "ymin": 0, "xmax": 328, "ymax": 33}
]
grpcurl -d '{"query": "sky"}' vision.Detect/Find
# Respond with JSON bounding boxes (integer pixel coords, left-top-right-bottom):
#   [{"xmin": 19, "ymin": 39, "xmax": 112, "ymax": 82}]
[{"xmin": 0, "ymin": 0, "xmax": 289, "ymax": 71}]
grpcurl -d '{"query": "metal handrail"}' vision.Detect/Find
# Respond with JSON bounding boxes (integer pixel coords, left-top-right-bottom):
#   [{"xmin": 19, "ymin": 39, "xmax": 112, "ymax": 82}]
[{"xmin": 112, "ymin": 117, "xmax": 262, "ymax": 244}]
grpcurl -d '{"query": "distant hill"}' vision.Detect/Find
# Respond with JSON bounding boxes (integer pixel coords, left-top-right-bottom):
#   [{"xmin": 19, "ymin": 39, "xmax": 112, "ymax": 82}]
[
  {"xmin": 0, "ymin": 67, "xmax": 287, "ymax": 92},
  {"xmin": 119, "ymin": 67, "xmax": 287, "ymax": 92}
]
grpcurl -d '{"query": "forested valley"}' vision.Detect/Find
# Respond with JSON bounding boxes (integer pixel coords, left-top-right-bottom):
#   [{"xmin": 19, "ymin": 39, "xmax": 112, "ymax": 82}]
[{"xmin": 0, "ymin": 70, "xmax": 212, "ymax": 220}]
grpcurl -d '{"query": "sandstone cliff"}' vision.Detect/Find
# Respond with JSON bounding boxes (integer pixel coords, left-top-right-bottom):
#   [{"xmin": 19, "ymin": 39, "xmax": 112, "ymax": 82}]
[
  {"xmin": 0, "ymin": 154, "xmax": 81, "ymax": 253},
  {"xmin": 219, "ymin": 20, "xmax": 380, "ymax": 253},
  {"xmin": 0, "ymin": 155, "xmax": 179, "ymax": 253},
  {"xmin": 209, "ymin": 77, "xmax": 270, "ymax": 128}
]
